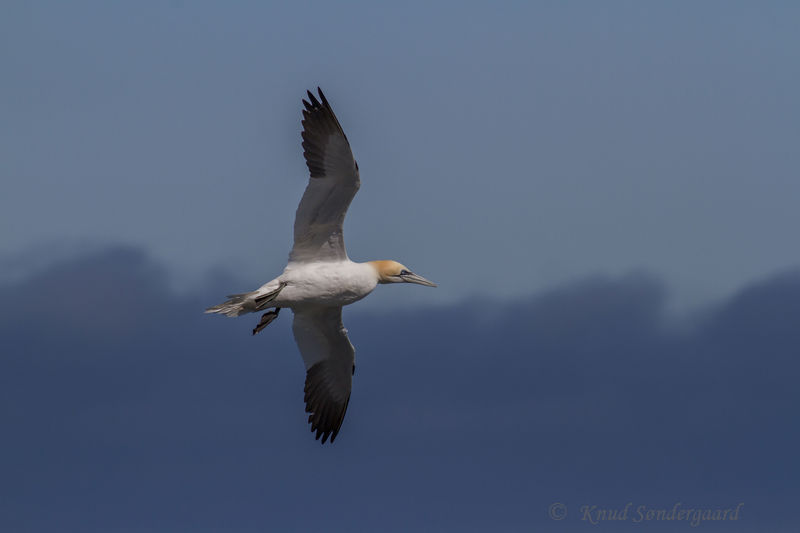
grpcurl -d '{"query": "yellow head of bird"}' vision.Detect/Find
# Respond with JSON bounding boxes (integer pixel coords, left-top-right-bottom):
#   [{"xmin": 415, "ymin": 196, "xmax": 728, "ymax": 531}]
[{"xmin": 368, "ymin": 260, "xmax": 437, "ymax": 287}]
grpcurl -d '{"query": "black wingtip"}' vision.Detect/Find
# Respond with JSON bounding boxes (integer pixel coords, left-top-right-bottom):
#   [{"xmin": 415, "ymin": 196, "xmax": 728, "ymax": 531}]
[
  {"xmin": 317, "ymin": 87, "xmax": 329, "ymax": 107},
  {"xmin": 303, "ymin": 87, "xmax": 329, "ymax": 110}
]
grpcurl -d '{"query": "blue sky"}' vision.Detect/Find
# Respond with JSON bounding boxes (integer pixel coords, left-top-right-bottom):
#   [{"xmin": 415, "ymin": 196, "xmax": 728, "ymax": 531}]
[
  {"xmin": 2, "ymin": 2, "xmax": 800, "ymax": 531},
  {"xmin": 3, "ymin": 1, "xmax": 800, "ymax": 311}
]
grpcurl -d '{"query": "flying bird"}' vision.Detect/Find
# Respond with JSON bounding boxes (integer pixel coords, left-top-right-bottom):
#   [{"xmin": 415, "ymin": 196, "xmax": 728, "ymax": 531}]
[{"xmin": 205, "ymin": 88, "xmax": 436, "ymax": 444}]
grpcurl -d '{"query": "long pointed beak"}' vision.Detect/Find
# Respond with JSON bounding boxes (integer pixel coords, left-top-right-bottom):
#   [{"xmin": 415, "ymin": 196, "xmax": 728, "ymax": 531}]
[{"xmin": 401, "ymin": 272, "xmax": 437, "ymax": 287}]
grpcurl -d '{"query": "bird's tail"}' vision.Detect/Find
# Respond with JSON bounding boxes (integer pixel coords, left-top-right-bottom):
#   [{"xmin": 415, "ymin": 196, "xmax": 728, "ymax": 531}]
[
  {"xmin": 204, "ymin": 292, "xmax": 258, "ymax": 317},
  {"xmin": 205, "ymin": 282, "xmax": 286, "ymax": 317}
]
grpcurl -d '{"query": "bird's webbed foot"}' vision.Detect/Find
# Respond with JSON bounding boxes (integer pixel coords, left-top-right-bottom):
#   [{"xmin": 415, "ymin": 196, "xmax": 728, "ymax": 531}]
[{"xmin": 253, "ymin": 308, "xmax": 281, "ymax": 335}]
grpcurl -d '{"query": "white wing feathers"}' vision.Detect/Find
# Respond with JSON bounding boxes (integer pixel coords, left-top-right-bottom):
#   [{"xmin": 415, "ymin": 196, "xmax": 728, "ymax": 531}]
[
  {"xmin": 290, "ymin": 88, "xmax": 360, "ymax": 263},
  {"xmin": 292, "ymin": 306, "xmax": 354, "ymax": 444}
]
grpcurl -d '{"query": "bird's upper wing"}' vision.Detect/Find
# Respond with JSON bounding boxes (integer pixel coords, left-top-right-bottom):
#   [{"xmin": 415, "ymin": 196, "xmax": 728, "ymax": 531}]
[
  {"xmin": 289, "ymin": 88, "xmax": 360, "ymax": 263},
  {"xmin": 291, "ymin": 306, "xmax": 355, "ymax": 444}
]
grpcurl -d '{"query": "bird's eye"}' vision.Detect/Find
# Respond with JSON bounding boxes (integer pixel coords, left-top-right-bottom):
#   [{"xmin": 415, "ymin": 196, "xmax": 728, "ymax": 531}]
[{"xmin": 399, "ymin": 269, "xmax": 410, "ymax": 276}]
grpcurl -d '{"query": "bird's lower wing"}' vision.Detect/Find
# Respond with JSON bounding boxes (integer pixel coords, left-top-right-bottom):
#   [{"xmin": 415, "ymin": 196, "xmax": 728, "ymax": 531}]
[{"xmin": 291, "ymin": 306, "xmax": 355, "ymax": 443}]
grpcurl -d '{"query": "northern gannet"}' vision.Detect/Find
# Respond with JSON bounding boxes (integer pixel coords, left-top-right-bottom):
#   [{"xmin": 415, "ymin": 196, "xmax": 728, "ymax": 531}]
[{"xmin": 206, "ymin": 88, "xmax": 436, "ymax": 444}]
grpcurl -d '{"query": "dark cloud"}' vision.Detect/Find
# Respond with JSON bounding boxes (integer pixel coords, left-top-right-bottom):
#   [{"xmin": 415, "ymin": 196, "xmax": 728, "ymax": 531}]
[{"xmin": 1, "ymin": 247, "xmax": 798, "ymax": 532}]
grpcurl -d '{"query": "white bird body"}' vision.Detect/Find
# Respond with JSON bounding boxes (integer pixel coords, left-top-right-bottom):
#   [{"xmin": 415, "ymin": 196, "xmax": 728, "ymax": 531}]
[
  {"xmin": 257, "ymin": 260, "xmax": 378, "ymax": 309},
  {"xmin": 206, "ymin": 88, "xmax": 435, "ymax": 444}
]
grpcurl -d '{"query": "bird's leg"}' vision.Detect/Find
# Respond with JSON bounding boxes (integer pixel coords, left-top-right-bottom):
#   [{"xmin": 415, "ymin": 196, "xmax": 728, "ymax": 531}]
[
  {"xmin": 254, "ymin": 281, "xmax": 287, "ymax": 310},
  {"xmin": 253, "ymin": 308, "xmax": 281, "ymax": 336}
]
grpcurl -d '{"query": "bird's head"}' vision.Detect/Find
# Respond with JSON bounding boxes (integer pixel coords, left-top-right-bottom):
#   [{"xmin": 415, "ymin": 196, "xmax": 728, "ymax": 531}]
[{"xmin": 369, "ymin": 260, "xmax": 437, "ymax": 287}]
